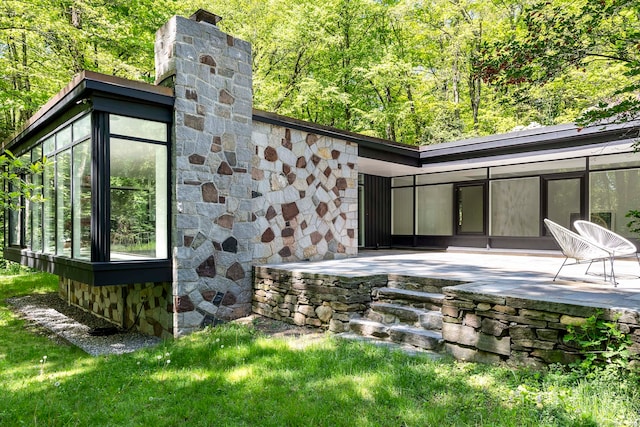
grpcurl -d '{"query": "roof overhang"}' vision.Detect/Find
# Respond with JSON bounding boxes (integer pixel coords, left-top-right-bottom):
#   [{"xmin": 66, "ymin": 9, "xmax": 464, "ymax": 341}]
[{"xmin": 2, "ymin": 71, "xmax": 174, "ymax": 153}]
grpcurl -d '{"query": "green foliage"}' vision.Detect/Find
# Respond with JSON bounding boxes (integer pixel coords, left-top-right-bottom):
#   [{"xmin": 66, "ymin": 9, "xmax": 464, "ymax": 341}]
[
  {"xmin": 564, "ymin": 310, "xmax": 633, "ymax": 374},
  {"xmin": 477, "ymin": 0, "xmax": 640, "ymax": 127},
  {"xmin": 625, "ymin": 209, "xmax": 640, "ymax": 235},
  {"xmin": 0, "ymin": 149, "xmax": 46, "ymax": 210}
]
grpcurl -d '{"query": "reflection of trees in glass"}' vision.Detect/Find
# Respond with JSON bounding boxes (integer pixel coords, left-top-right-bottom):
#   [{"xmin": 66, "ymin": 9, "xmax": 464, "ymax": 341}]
[
  {"xmin": 110, "ymin": 139, "xmax": 158, "ymax": 258},
  {"xmin": 43, "ymin": 159, "xmax": 55, "ymax": 253},
  {"xmin": 591, "ymin": 170, "xmax": 640, "ymax": 236},
  {"xmin": 56, "ymin": 150, "xmax": 71, "ymax": 256},
  {"xmin": 73, "ymin": 141, "xmax": 91, "ymax": 259}
]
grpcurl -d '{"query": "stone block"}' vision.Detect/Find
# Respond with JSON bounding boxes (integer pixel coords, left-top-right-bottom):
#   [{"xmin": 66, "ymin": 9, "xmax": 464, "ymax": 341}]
[
  {"xmin": 520, "ymin": 309, "xmax": 560, "ymax": 322},
  {"xmin": 442, "ymin": 322, "xmax": 477, "ymax": 347},
  {"xmin": 509, "ymin": 325, "xmax": 536, "ymax": 341},
  {"xmin": 477, "ymin": 332, "xmax": 511, "ymax": 356},
  {"xmin": 441, "ymin": 305, "xmax": 460, "ymax": 318},
  {"xmin": 463, "ymin": 313, "xmax": 481, "ymax": 329},
  {"xmin": 444, "ymin": 343, "xmax": 501, "ymax": 364},
  {"xmin": 316, "ymin": 305, "xmax": 333, "ymax": 322},
  {"xmin": 476, "ymin": 303, "xmax": 492, "ymax": 311},
  {"xmin": 492, "ymin": 305, "xmax": 517, "ymax": 315},
  {"xmin": 560, "ymin": 315, "xmax": 587, "ymax": 326},
  {"xmin": 481, "ymin": 318, "xmax": 508, "ymax": 337},
  {"xmin": 536, "ymin": 329, "xmax": 559, "ymax": 342}
]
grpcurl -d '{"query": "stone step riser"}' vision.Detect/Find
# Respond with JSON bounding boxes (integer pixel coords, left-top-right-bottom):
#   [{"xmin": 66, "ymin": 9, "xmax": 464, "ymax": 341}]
[
  {"xmin": 375, "ymin": 299, "xmax": 442, "ymax": 312},
  {"xmin": 349, "ymin": 319, "xmax": 444, "ymax": 352},
  {"xmin": 365, "ymin": 302, "xmax": 443, "ymax": 330}
]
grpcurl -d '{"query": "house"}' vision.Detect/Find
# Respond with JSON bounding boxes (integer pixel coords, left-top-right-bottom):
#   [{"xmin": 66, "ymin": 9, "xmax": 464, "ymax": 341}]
[{"xmin": 3, "ymin": 10, "xmax": 640, "ymax": 339}]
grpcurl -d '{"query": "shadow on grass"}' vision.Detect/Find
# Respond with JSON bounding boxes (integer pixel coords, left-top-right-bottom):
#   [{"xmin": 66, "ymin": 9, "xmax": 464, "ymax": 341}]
[{"xmin": 0, "ymin": 321, "xmax": 612, "ymax": 427}]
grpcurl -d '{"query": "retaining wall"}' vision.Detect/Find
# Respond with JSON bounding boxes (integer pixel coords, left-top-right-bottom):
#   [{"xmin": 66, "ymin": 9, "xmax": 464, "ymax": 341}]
[{"xmin": 442, "ymin": 286, "xmax": 640, "ymax": 367}]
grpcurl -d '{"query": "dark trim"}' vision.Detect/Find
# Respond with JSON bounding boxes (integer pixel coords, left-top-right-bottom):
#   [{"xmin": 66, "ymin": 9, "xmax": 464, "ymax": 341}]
[
  {"xmin": 363, "ymin": 174, "xmax": 391, "ymax": 248},
  {"xmin": 4, "ymin": 247, "xmax": 171, "ymax": 286},
  {"xmin": 252, "ymin": 109, "xmax": 421, "ymax": 165},
  {"xmin": 3, "ymin": 71, "xmax": 173, "ymax": 153}
]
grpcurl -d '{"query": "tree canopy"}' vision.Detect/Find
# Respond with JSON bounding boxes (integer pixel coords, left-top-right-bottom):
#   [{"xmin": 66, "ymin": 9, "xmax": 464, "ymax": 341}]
[{"xmin": 0, "ymin": 0, "xmax": 636, "ymax": 145}]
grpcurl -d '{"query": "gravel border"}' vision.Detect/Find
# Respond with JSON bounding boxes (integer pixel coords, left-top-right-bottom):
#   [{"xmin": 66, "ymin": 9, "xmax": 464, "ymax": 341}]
[{"xmin": 7, "ymin": 293, "xmax": 161, "ymax": 356}]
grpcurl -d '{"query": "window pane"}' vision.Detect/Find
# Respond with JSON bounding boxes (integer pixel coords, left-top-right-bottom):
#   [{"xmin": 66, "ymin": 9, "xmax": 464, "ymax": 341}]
[
  {"xmin": 391, "ymin": 176, "xmax": 413, "ymax": 187},
  {"xmin": 416, "ymin": 168, "xmax": 486, "ymax": 185},
  {"xmin": 31, "ymin": 172, "xmax": 42, "ymax": 251},
  {"xmin": 110, "ymin": 115, "xmax": 167, "ymax": 142},
  {"xmin": 547, "ymin": 178, "xmax": 581, "ymax": 231},
  {"xmin": 110, "ymin": 138, "xmax": 167, "ymax": 260},
  {"xmin": 43, "ymin": 160, "xmax": 55, "ymax": 253},
  {"xmin": 490, "ymin": 178, "xmax": 540, "ymax": 236},
  {"xmin": 590, "ymin": 169, "xmax": 640, "ymax": 237},
  {"xmin": 43, "ymin": 136, "xmax": 55, "ymax": 156},
  {"xmin": 490, "ymin": 158, "xmax": 585, "ymax": 178},
  {"xmin": 392, "ymin": 187, "xmax": 413, "ymax": 235},
  {"xmin": 73, "ymin": 141, "xmax": 91, "ymax": 259},
  {"xmin": 56, "ymin": 125, "xmax": 72, "ymax": 150},
  {"xmin": 73, "ymin": 114, "xmax": 91, "ymax": 141},
  {"xmin": 8, "ymin": 182, "xmax": 21, "ymax": 246},
  {"xmin": 416, "ymin": 184, "xmax": 452, "ymax": 235},
  {"xmin": 56, "ymin": 150, "xmax": 71, "ymax": 256}
]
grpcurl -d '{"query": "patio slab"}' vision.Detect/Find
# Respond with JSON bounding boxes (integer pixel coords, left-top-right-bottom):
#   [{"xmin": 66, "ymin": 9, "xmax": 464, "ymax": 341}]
[{"xmin": 258, "ymin": 249, "xmax": 640, "ymax": 311}]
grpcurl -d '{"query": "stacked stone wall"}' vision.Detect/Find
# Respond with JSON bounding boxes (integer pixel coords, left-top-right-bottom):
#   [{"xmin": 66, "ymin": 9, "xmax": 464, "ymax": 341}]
[
  {"xmin": 155, "ymin": 15, "xmax": 255, "ymax": 336},
  {"xmin": 252, "ymin": 123, "xmax": 358, "ymax": 263},
  {"xmin": 59, "ymin": 278, "xmax": 173, "ymax": 339},
  {"xmin": 253, "ymin": 267, "xmax": 385, "ymax": 332},
  {"xmin": 442, "ymin": 288, "xmax": 640, "ymax": 367}
]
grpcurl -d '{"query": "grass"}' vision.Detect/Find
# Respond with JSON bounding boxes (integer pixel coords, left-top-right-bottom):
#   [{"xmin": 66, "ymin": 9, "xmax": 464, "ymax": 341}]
[{"xmin": 1, "ymin": 269, "xmax": 640, "ymax": 426}]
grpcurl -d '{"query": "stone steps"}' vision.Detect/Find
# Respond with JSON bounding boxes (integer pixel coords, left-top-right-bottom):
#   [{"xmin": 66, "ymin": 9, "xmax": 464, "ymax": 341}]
[
  {"xmin": 365, "ymin": 302, "xmax": 443, "ymax": 330},
  {"xmin": 347, "ymin": 284, "xmax": 446, "ymax": 353},
  {"xmin": 349, "ymin": 318, "xmax": 444, "ymax": 351}
]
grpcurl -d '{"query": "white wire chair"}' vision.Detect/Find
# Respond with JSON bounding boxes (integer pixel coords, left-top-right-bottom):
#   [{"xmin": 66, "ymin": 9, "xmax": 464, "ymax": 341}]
[
  {"xmin": 574, "ymin": 219, "xmax": 640, "ymax": 278},
  {"xmin": 544, "ymin": 218, "xmax": 616, "ymax": 286}
]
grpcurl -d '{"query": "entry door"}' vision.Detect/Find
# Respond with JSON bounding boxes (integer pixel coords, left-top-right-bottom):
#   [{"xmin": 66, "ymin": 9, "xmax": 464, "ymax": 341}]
[
  {"xmin": 455, "ymin": 183, "xmax": 486, "ymax": 234},
  {"xmin": 544, "ymin": 175, "xmax": 584, "ymax": 232}
]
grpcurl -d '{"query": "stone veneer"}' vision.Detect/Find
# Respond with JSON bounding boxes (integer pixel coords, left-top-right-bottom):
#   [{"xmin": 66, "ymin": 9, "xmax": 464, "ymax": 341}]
[
  {"xmin": 442, "ymin": 286, "xmax": 640, "ymax": 367},
  {"xmin": 155, "ymin": 15, "xmax": 255, "ymax": 336},
  {"xmin": 59, "ymin": 278, "xmax": 173, "ymax": 339},
  {"xmin": 251, "ymin": 122, "xmax": 358, "ymax": 263}
]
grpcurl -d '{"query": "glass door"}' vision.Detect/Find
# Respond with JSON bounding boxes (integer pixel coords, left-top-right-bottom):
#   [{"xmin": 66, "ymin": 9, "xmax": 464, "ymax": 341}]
[
  {"xmin": 455, "ymin": 183, "xmax": 486, "ymax": 234},
  {"xmin": 544, "ymin": 175, "xmax": 584, "ymax": 232}
]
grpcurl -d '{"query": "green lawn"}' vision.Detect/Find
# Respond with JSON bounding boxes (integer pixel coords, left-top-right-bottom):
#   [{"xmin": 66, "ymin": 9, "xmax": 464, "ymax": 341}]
[{"xmin": 1, "ymin": 270, "xmax": 639, "ymax": 426}]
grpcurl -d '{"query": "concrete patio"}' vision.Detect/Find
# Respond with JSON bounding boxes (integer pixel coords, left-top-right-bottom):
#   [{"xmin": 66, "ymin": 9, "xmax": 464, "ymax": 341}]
[{"xmin": 259, "ymin": 249, "xmax": 640, "ymax": 311}]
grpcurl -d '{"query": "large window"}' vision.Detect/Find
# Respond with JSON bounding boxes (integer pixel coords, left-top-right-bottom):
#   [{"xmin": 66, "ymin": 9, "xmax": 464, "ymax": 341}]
[
  {"xmin": 416, "ymin": 184, "xmax": 452, "ymax": 235},
  {"xmin": 590, "ymin": 169, "xmax": 640, "ymax": 237},
  {"xmin": 490, "ymin": 177, "xmax": 540, "ymax": 237},
  {"xmin": 109, "ymin": 115, "xmax": 168, "ymax": 260},
  {"xmin": 391, "ymin": 187, "xmax": 413, "ymax": 235}
]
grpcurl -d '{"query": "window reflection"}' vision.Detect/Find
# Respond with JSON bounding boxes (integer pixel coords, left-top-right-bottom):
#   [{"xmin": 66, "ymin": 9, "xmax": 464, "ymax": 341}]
[{"xmin": 110, "ymin": 138, "xmax": 167, "ymax": 260}]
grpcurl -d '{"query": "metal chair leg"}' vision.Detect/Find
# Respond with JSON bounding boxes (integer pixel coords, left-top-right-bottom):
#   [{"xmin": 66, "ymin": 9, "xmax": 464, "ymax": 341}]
[{"xmin": 553, "ymin": 258, "xmax": 569, "ymax": 281}]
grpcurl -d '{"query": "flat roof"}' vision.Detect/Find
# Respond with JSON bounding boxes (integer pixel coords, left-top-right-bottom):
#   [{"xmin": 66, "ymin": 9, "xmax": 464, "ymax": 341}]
[{"xmin": 2, "ymin": 71, "xmax": 174, "ymax": 152}]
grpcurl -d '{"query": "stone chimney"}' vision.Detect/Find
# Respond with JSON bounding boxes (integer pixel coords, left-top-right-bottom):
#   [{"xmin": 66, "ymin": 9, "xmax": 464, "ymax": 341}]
[{"xmin": 155, "ymin": 12, "xmax": 255, "ymax": 336}]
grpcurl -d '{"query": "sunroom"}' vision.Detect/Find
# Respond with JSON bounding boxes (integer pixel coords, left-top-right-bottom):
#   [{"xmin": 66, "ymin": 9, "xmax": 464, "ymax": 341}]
[{"xmin": 3, "ymin": 72, "xmax": 173, "ymax": 286}]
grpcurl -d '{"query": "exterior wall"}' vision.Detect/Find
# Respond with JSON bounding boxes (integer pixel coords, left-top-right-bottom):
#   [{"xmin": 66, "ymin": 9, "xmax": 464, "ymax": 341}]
[
  {"xmin": 155, "ymin": 16, "xmax": 255, "ymax": 336},
  {"xmin": 252, "ymin": 122, "xmax": 359, "ymax": 263},
  {"xmin": 59, "ymin": 278, "xmax": 173, "ymax": 339},
  {"xmin": 442, "ymin": 288, "xmax": 640, "ymax": 367},
  {"xmin": 253, "ymin": 266, "xmax": 383, "ymax": 332}
]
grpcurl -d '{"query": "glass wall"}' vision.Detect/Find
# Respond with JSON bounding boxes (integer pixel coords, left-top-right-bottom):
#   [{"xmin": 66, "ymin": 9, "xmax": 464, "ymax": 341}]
[
  {"xmin": 9, "ymin": 112, "xmax": 169, "ymax": 262},
  {"xmin": 389, "ymin": 154, "xmax": 640, "ymax": 246},
  {"xmin": 490, "ymin": 177, "xmax": 540, "ymax": 237}
]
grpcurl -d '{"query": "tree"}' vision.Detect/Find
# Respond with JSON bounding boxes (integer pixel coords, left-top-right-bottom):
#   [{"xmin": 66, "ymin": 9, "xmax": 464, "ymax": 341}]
[{"xmin": 477, "ymin": 0, "xmax": 640, "ymax": 127}]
